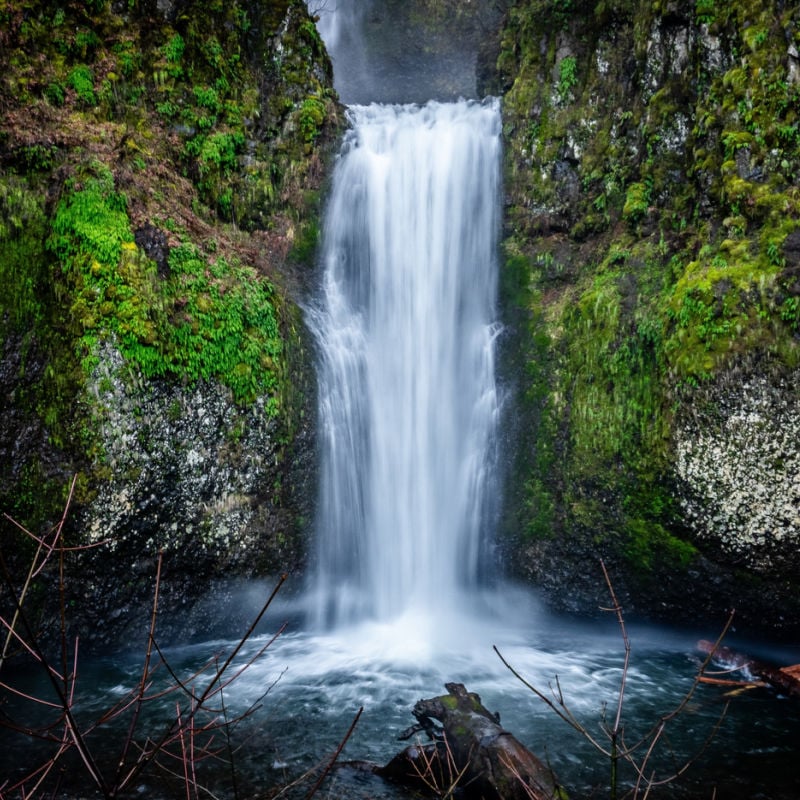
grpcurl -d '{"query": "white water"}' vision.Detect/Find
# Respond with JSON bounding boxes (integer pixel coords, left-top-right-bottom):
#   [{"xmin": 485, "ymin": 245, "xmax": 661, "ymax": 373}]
[
  {"xmin": 308, "ymin": 99, "xmax": 503, "ymax": 632},
  {"xmin": 312, "ymin": 0, "xmax": 369, "ymax": 51}
]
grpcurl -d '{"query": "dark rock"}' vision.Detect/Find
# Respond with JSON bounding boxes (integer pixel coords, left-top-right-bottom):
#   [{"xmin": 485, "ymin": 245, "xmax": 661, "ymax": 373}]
[{"xmin": 134, "ymin": 223, "xmax": 170, "ymax": 278}]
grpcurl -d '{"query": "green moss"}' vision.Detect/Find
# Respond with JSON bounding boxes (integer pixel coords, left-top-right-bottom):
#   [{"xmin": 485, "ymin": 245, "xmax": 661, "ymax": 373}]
[
  {"xmin": 289, "ymin": 217, "xmax": 320, "ymax": 265},
  {"xmin": 624, "ymin": 518, "xmax": 698, "ymax": 573},
  {"xmin": 0, "ymin": 0, "xmax": 338, "ymax": 565},
  {"xmin": 298, "ymin": 96, "xmax": 327, "ymax": 144},
  {"xmin": 67, "ymin": 64, "xmax": 96, "ymax": 106},
  {"xmin": 440, "ymin": 695, "xmax": 458, "ymax": 711},
  {"xmin": 664, "ymin": 242, "xmax": 796, "ymax": 381},
  {"xmin": 496, "ymin": 0, "xmax": 800, "ymax": 587},
  {"xmin": 622, "ymin": 181, "xmax": 651, "ymax": 224},
  {"xmin": 46, "ymin": 161, "xmax": 285, "ymax": 408},
  {"xmin": 557, "ymin": 55, "xmax": 578, "ymax": 104},
  {"xmin": 164, "ymin": 243, "xmax": 284, "ymax": 407},
  {"xmin": 0, "ymin": 178, "xmax": 49, "ymax": 332}
]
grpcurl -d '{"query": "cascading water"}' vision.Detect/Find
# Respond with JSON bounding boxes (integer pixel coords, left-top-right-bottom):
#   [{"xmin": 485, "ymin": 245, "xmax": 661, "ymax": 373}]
[
  {"xmin": 308, "ymin": 99, "xmax": 502, "ymax": 631},
  {"xmin": 312, "ymin": 0, "xmax": 369, "ymax": 51}
]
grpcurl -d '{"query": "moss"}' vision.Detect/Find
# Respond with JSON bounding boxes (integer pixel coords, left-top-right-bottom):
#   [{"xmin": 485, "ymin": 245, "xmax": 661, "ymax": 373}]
[
  {"xmin": 622, "ymin": 181, "xmax": 651, "ymax": 224},
  {"xmin": 298, "ymin": 96, "xmax": 327, "ymax": 144},
  {"xmin": 46, "ymin": 162, "xmax": 285, "ymax": 407},
  {"xmin": 624, "ymin": 518, "xmax": 698, "ymax": 573},
  {"xmin": 0, "ymin": 0, "xmax": 339, "ymax": 527},
  {"xmin": 289, "ymin": 217, "xmax": 320, "ymax": 265},
  {"xmin": 163, "ymin": 242, "xmax": 284, "ymax": 406},
  {"xmin": 497, "ymin": 0, "xmax": 800, "ymax": 605},
  {"xmin": 0, "ymin": 178, "xmax": 49, "ymax": 333},
  {"xmin": 440, "ymin": 694, "xmax": 459, "ymax": 710}
]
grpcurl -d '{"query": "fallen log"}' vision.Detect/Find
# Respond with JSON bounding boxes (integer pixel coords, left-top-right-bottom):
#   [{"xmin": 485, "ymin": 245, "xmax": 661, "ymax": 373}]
[
  {"xmin": 377, "ymin": 682, "xmax": 566, "ymax": 800},
  {"xmin": 697, "ymin": 640, "xmax": 800, "ymax": 699},
  {"xmin": 696, "ymin": 675, "xmax": 766, "ymax": 689}
]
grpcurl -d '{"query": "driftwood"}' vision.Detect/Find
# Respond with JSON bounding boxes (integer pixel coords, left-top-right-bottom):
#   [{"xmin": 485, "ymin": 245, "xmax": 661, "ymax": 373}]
[
  {"xmin": 697, "ymin": 640, "xmax": 800, "ymax": 699},
  {"xmin": 377, "ymin": 682, "xmax": 565, "ymax": 800}
]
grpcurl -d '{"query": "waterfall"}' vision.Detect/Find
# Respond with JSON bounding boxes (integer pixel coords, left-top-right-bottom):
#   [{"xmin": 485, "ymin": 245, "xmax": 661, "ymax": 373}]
[
  {"xmin": 308, "ymin": 99, "xmax": 502, "ymax": 630},
  {"xmin": 311, "ymin": 0, "xmax": 368, "ymax": 52}
]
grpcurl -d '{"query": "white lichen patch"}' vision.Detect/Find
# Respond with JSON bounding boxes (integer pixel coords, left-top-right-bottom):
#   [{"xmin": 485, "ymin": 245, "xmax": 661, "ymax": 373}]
[
  {"xmin": 79, "ymin": 343, "xmax": 279, "ymax": 563},
  {"xmin": 674, "ymin": 373, "xmax": 800, "ymax": 573}
]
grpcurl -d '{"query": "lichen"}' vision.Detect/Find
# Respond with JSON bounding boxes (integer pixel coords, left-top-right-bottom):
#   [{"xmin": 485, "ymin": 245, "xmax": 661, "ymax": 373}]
[{"xmin": 495, "ymin": 0, "xmax": 800, "ymax": 628}]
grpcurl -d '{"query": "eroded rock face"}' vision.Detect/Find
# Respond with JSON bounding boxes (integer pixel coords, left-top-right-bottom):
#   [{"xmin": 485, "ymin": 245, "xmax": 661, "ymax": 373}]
[
  {"xmin": 675, "ymin": 370, "xmax": 800, "ymax": 575},
  {"xmin": 55, "ymin": 340, "xmax": 315, "ymax": 648},
  {"xmin": 0, "ymin": 0, "xmax": 331, "ymax": 649},
  {"xmin": 492, "ymin": 0, "xmax": 800, "ymax": 634},
  {"xmin": 79, "ymin": 345, "xmax": 299, "ymax": 566}
]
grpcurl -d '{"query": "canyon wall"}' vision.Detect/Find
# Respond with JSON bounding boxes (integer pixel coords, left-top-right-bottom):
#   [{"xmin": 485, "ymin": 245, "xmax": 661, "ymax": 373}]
[{"xmin": 486, "ymin": 0, "xmax": 800, "ymax": 634}]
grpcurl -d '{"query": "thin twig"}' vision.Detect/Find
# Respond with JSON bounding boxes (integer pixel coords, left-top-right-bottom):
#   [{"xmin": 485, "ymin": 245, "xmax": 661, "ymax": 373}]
[
  {"xmin": 0, "ymin": 549, "xmax": 109, "ymax": 795},
  {"xmin": 114, "ymin": 550, "xmax": 164, "ymax": 788},
  {"xmin": 1, "ymin": 476, "xmax": 77, "ymax": 670},
  {"xmin": 494, "ymin": 645, "xmax": 609, "ymax": 755},
  {"xmin": 303, "ymin": 706, "xmax": 363, "ymax": 799},
  {"xmin": 114, "ymin": 574, "xmax": 289, "ymax": 794}
]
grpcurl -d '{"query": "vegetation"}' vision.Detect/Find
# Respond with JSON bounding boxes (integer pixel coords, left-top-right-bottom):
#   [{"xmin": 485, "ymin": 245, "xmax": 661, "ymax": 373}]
[
  {"xmin": 0, "ymin": 0, "xmax": 339, "ymax": 575},
  {"xmin": 495, "ymin": 0, "xmax": 800, "ymax": 614},
  {"xmin": 46, "ymin": 163, "xmax": 284, "ymax": 405}
]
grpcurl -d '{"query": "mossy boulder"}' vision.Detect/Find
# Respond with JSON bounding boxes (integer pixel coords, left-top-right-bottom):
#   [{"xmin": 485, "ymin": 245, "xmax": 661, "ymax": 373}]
[
  {"xmin": 0, "ymin": 0, "xmax": 339, "ymax": 647},
  {"xmin": 491, "ymin": 0, "xmax": 800, "ymax": 634}
]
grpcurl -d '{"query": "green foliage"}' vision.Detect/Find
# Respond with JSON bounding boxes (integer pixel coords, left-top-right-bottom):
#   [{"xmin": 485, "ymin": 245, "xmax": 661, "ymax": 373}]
[
  {"xmin": 48, "ymin": 164, "xmax": 148, "ymax": 371},
  {"xmin": 162, "ymin": 33, "xmax": 185, "ymax": 77},
  {"xmin": 67, "ymin": 65, "xmax": 96, "ymax": 106},
  {"xmin": 622, "ymin": 181, "xmax": 650, "ymax": 223},
  {"xmin": 0, "ymin": 179, "xmax": 49, "ymax": 331},
  {"xmin": 562, "ymin": 267, "xmax": 666, "ymax": 472},
  {"xmin": 624, "ymin": 518, "xmax": 698, "ymax": 572},
  {"xmin": 112, "ymin": 40, "xmax": 140, "ymax": 78},
  {"xmin": 183, "ymin": 129, "xmax": 246, "ymax": 214},
  {"xmin": 47, "ymin": 163, "xmax": 284, "ymax": 407},
  {"xmin": 193, "ymin": 85, "xmax": 221, "ymax": 115},
  {"xmin": 557, "ymin": 55, "xmax": 578, "ymax": 104},
  {"xmin": 164, "ymin": 244, "xmax": 283, "ymax": 406},
  {"xmin": 663, "ymin": 243, "xmax": 793, "ymax": 380},
  {"xmin": 196, "ymin": 131, "xmax": 244, "ymax": 175},
  {"xmin": 695, "ymin": 0, "xmax": 716, "ymax": 24},
  {"xmin": 298, "ymin": 97, "xmax": 326, "ymax": 143},
  {"xmin": 45, "ymin": 82, "xmax": 66, "ymax": 106},
  {"xmin": 781, "ymin": 296, "xmax": 800, "ymax": 328},
  {"xmin": 50, "ymin": 165, "xmax": 131, "ymax": 267}
]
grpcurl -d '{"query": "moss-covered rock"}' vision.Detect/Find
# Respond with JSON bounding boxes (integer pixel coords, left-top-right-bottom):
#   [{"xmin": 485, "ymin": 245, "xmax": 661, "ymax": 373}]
[
  {"xmin": 0, "ymin": 0, "xmax": 339, "ymax": 647},
  {"xmin": 490, "ymin": 0, "xmax": 800, "ymax": 634}
]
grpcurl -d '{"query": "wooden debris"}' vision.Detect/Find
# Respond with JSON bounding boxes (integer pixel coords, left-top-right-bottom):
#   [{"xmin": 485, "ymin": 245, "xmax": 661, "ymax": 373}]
[
  {"xmin": 697, "ymin": 640, "xmax": 800, "ymax": 699},
  {"xmin": 378, "ymin": 682, "xmax": 565, "ymax": 800}
]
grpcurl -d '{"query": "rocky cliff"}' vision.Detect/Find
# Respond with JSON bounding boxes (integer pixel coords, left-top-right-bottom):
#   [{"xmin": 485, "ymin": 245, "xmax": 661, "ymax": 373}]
[
  {"xmin": 487, "ymin": 0, "xmax": 800, "ymax": 634},
  {"xmin": 0, "ymin": 0, "xmax": 339, "ymax": 646}
]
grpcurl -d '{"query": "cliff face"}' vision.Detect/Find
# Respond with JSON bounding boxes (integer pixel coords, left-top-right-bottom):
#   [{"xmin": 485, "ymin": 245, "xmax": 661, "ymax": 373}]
[
  {"xmin": 488, "ymin": 0, "xmax": 800, "ymax": 633},
  {"xmin": 0, "ymin": 0, "xmax": 339, "ymax": 646}
]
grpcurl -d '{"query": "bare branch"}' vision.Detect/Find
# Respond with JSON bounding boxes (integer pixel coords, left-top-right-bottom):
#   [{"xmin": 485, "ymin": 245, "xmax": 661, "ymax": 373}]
[{"xmin": 303, "ymin": 706, "xmax": 363, "ymax": 799}]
